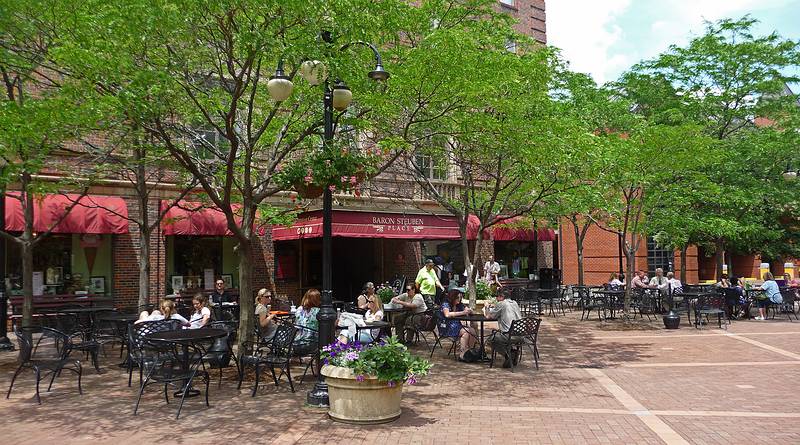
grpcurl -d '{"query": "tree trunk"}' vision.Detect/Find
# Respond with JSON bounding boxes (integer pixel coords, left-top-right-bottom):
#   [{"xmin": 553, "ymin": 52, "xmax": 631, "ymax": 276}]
[
  {"xmin": 680, "ymin": 244, "xmax": 688, "ymax": 283},
  {"xmin": 235, "ymin": 237, "xmax": 254, "ymax": 353},
  {"xmin": 460, "ymin": 226, "xmax": 474, "ymax": 305},
  {"xmin": 623, "ymin": 242, "xmax": 635, "ymax": 314},
  {"xmin": 715, "ymin": 239, "xmax": 725, "ymax": 281},
  {"xmin": 138, "ymin": 228, "xmax": 151, "ymax": 307},
  {"xmin": 469, "ymin": 232, "xmax": 485, "ymax": 309},
  {"xmin": 21, "ymin": 242, "xmax": 33, "ymax": 328}
]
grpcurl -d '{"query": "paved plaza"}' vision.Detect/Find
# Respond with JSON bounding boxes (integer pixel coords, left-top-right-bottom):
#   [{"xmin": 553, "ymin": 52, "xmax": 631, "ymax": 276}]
[{"xmin": 3, "ymin": 315, "xmax": 800, "ymax": 444}]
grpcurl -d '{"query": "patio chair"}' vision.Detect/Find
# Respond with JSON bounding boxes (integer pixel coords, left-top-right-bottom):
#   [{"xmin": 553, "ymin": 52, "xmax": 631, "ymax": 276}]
[
  {"xmin": 204, "ymin": 321, "xmax": 240, "ymax": 387},
  {"xmin": 693, "ymin": 293, "xmax": 728, "ymax": 329},
  {"xmin": 133, "ymin": 338, "xmax": 210, "ymax": 420},
  {"xmin": 769, "ymin": 289, "xmax": 798, "ymax": 321},
  {"xmin": 428, "ymin": 310, "xmax": 463, "ymax": 359},
  {"xmin": 126, "ymin": 319, "xmax": 180, "ymax": 387},
  {"xmin": 404, "ymin": 307, "xmax": 438, "ymax": 347},
  {"xmin": 580, "ymin": 289, "xmax": 605, "ymax": 321},
  {"xmin": 6, "ymin": 327, "xmax": 83, "ymax": 404},
  {"xmin": 237, "ymin": 324, "xmax": 298, "ymax": 396},
  {"xmin": 488, "ymin": 316, "xmax": 542, "ymax": 372}
]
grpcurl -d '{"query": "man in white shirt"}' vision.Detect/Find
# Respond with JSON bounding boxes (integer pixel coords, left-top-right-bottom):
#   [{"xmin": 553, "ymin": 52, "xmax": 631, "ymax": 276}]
[
  {"xmin": 666, "ymin": 271, "xmax": 682, "ymax": 293},
  {"xmin": 484, "ymin": 255, "xmax": 501, "ymax": 283},
  {"xmin": 649, "ymin": 268, "xmax": 669, "ymax": 294}
]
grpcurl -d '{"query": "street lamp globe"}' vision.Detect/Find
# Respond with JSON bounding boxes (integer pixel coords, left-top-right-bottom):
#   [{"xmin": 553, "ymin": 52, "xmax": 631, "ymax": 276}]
[
  {"xmin": 331, "ymin": 82, "xmax": 352, "ymax": 111},
  {"xmin": 300, "ymin": 60, "xmax": 327, "ymax": 86},
  {"xmin": 267, "ymin": 64, "xmax": 294, "ymax": 102}
]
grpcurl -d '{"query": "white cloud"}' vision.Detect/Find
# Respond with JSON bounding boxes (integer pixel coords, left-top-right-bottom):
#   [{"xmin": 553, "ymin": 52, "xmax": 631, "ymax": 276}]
[
  {"xmin": 547, "ymin": 0, "xmax": 632, "ymax": 84},
  {"xmin": 547, "ymin": 0, "xmax": 798, "ymax": 84}
]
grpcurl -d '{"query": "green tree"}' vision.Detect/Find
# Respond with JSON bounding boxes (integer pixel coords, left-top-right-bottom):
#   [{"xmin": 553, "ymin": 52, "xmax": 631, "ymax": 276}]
[{"xmin": 619, "ymin": 16, "xmax": 800, "ymax": 279}]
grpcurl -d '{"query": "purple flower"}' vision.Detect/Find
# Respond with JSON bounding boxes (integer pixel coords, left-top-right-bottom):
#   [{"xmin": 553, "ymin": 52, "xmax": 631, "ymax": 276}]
[
  {"xmin": 345, "ymin": 351, "xmax": 359, "ymax": 361},
  {"xmin": 322, "ymin": 345, "xmax": 332, "ymax": 352},
  {"xmin": 407, "ymin": 375, "xmax": 417, "ymax": 385},
  {"xmin": 356, "ymin": 375, "xmax": 365, "ymax": 382},
  {"xmin": 328, "ymin": 185, "xmax": 337, "ymax": 192},
  {"xmin": 323, "ymin": 359, "xmax": 329, "ymax": 365},
  {"xmin": 387, "ymin": 380, "xmax": 396, "ymax": 387},
  {"xmin": 330, "ymin": 351, "xmax": 336, "ymax": 357}
]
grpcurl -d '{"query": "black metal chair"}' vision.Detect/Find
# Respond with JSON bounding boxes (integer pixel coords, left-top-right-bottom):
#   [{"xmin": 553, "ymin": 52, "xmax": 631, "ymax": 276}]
[
  {"xmin": 428, "ymin": 309, "xmax": 467, "ymax": 359},
  {"xmin": 488, "ymin": 317, "xmax": 542, "ymax": 372},
  {"xmin": 404, "ymin": 307, "xmax": 438, "ymax": 347},
  {"xmin": 693, "ymin": 293, "xmax": 728, "ymax": 329},
  {"xmin": 133, "ymin": 338, "xmax": 210, "ymax": 420},
  {"xmin": 237, "ymin": 324, "xmax": 298, "ymax": 396},
  {"xmin": 580, "ymin": 288, "xmax": 606, "ymax": 321},
  {"xmin": 6, "ymin": 327, "xmax": 83, "ymax": 404},
  {"xmin": 204, "ymin": 321, "xmax": 240, "ymax": 387},
  {"xmin": 769, "ymin": 289, "xmax": 798, "ymax": 321},
  {"xmin": 126, "ymin": 319, "xmax": 180, "ymax": 387}
]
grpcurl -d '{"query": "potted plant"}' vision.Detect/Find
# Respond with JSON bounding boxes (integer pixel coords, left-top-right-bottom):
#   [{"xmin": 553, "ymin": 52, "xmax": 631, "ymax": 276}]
[
  {"xmin": 376, "ymin": 283, "xmax": 395, "ymax": 305},
  {"xmin": 320, "ymin": 337, "xmax": 432, "ymax": 424},
  {"xmin": 473, "ymin": 279, "xmax": 495, "ymax": 310}
]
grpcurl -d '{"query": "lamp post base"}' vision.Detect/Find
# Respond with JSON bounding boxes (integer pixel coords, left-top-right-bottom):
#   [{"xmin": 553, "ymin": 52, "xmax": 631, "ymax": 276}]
[
  {"xmin": 0, "ymin": 337, "xmax": 14, "ymax": 351},
  {"xmin": 307, "ymin": 381, "xmax": 330, "ymax": 407}
]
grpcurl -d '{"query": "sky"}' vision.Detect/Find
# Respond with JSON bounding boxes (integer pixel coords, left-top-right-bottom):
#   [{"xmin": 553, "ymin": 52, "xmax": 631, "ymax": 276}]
[{"xmin": 547, "ymin": 0, "xmax": 800, "ymax": 85}]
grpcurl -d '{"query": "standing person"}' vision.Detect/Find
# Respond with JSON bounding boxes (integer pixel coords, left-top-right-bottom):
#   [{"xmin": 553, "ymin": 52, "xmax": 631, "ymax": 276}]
[
  {"xmin": 188, "ymin": 293, "xmax": 212, "ymax": 329},
  {"xmin": 356, "ymin": 282, "xmax": 376, "ymax": 310},
  {"xmin": 755, "ymin": 272, "xmax": 783, "ymax": 321},
  {"xmin": 484, "ymin": 288, "xmax": 523, "ymax": 367},
  {"xmin": 210, "ymin": 279, "xmax": 233, "ymax": 305},
  {"xmin": 483, "ymin": 255, "xmax": 501, "ymax": 283},
  {"xmin": 391, "ymin": 283, "xmax": 428, "ymax": 343},
  {"xmin": 416, "ymin": 258, "xmax": 445, "ymax": 307}
]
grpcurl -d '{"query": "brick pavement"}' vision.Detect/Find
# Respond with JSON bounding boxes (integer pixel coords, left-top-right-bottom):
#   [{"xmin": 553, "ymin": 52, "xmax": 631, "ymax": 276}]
[{"xmin": 3, "ymin": 314, "xmax": 800, "ymax": 444}]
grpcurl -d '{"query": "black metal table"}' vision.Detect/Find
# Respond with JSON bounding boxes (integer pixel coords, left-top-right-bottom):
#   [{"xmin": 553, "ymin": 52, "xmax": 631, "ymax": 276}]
[
  {"xmin": 146, "ymin": 328, "xmax": 227, "ymax": 397},
  {"xmin": 451, "ymin": 314, "xmax": 491, "ymax": 361},
  {"xmin": 336, "ymin": 320, "xmax": 391, "ymax": 343},
  {"xmin": 592, "ymin": 290, "xmax": 625, "ymax": 319},
  {"xmin": 382, "ymin": 306, "xmax": 410, "ymax": 336}
]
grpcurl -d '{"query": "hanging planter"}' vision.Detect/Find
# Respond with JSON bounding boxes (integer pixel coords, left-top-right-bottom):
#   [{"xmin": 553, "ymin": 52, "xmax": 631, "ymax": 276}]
[{"xmin": 293, "ymin": 182, "xmax": 324, "ymax": 199}]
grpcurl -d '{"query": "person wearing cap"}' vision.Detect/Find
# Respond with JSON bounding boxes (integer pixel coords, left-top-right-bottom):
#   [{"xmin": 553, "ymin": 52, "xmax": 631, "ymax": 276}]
[
  {"xmin": 416, "ymin": 258, "xmax": 445, "ymax": 308},
  {"xmin": 485, "ymin": 288, "xmax": 523, "ymax": 367},
  {"xmin": 356, "ymin": 282, "xmax": 376, "ymax": 310}
]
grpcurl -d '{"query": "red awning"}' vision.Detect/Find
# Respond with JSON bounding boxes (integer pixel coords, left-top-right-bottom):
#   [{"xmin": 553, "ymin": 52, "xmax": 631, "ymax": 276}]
[
  {"xmin": 272, "ymin": 210, "xmax": 463, "ymax": 241},
  {"xmin": 273, "ymin": 211, "xmax": 557, "ymax": 242},
  {"xmin": 161, "ymin": 201, "xmax": 242, "ymax": 236},
  {"xmin": 4, "ymin": 193, "xmax": 129, "ymax": 234}
]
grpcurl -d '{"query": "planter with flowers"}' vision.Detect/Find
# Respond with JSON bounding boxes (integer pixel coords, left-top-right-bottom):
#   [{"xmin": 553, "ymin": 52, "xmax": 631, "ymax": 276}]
[
  {"xmin": 274, "ymin": 139, "xmax": 382, "ymax": 200},
  {"xmin": 320, "ymin": 336, "xmax": 432, "ymax": 424},
  {"xmin": 376, "ymin": 283, "xmax": 395, "ymax": 305}
]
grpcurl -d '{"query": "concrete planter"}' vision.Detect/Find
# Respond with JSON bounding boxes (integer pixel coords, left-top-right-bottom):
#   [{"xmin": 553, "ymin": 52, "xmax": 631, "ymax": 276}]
[{"xmin": 321, "ymin": 365, "xmax": 402, "ymax": 424}]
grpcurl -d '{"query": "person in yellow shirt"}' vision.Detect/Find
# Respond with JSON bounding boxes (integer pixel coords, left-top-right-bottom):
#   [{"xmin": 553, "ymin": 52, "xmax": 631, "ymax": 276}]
[{"xmin": 416, "ymin": 258, "xmax": 445, "ymax": 307}]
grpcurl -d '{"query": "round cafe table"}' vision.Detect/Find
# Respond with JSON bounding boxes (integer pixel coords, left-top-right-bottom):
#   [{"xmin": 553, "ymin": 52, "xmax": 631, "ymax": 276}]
[
  {"xmin": 146, "ymin": 328, "xmax": 227, "ymax": 397},
  {"xmin": 451, "ymin": 314, "xmax": 491, "ymax": 361}
]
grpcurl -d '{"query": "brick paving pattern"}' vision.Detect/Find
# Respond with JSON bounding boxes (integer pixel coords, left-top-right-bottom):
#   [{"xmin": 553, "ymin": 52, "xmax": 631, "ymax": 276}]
[{"xmin": 3, "ymin": 314, "xmax": 800, "ymax": 444}]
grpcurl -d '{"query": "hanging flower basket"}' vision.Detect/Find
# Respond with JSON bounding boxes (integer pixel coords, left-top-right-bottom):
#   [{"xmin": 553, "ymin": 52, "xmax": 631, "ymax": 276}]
[{"xmin": 294, "ymin": 182, "xmax": 324, "ymax": 199}]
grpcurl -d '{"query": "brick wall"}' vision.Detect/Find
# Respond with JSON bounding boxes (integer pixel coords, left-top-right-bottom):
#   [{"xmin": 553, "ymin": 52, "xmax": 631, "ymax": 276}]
[
  {"xmin": 111, "ymin": 196, "xmax": 165, "ymax": 308},
  {"xmin": 499, "ymin": 0, "xmax": 547, "ymax": 44}
]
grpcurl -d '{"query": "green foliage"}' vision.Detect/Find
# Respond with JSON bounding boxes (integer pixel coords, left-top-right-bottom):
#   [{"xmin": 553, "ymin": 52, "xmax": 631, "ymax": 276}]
[
  {"xmin": 321, "ymin": 336, "xmax": 432, "ymax": 385},
  {"xmin": 376, "ymin": 284, "xmax": 395, "ymax": 304},
  {"xmin": 474, "ymin": 279, "xmax": 493, "ymax": 301}
]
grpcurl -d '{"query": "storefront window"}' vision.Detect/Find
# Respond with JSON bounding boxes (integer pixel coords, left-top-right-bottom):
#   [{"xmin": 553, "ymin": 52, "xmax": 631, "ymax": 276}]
[
  {"xmin": 494, "ymin": 241, "xmax": 535, "ymax": 279},
  {"xmin": 6, "ymin": 233, "xmax": 113, "ymax": 296},
  {"xmin": 167, "ymin": 235, "xmax": 238, "ymax": 292}
]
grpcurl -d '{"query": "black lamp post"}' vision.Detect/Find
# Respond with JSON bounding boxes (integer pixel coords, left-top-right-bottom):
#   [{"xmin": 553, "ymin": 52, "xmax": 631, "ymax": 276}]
[{"xmin": 268, "ymin": 40, "xmax": 389, "ymax": 407}]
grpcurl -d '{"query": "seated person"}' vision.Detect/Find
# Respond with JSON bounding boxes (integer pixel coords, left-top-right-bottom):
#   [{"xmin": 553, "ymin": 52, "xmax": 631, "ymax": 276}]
[
  {"xmin": 136, "ymin": 299, "xmax": 190, "ymax": 327},
  {"xmin": 210, "ymin": 279, "xmax": 233, "ymax": 305},
  {"xmin": 340, "ymin": 294, "xmax": 384, "ymax": 344},
  {"xmin": 666, "ymin": 271, "xmax": 683, "ymax": 294},
  {"xmin": 484, "ymin": 288, "xmax": 523, "ymax": 367},
  {"xmin": 441, "ymin": 290, "xmax": 477, "ymax": 362},
  {"xmin": 255, "ymin": 288, "xmax": 278, "ymax": 342},
  {"xmin": 607, "ymin": 273, "xmax": 623, "ymax": 289},
  {"xmin": 755, "ymin": 272, "xmax": 783, "ymax": 321},
  {"xmin": 390, "ymin": 283, "xmax": 428, "ymax": 343},
  {"xmin": 356, "ymin": 282, "xmax": 376, "ymax": 310},
  {"xmin": 188, "ymin": 293, "xmax": 212, "ymax": 329},
  {"xmin": 293, "ymin": 289, "xmax": 321, "ymax": 354}
]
